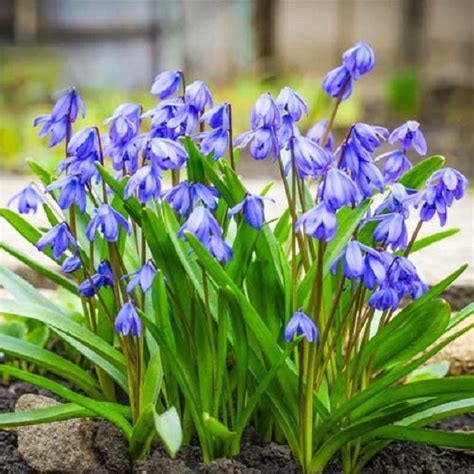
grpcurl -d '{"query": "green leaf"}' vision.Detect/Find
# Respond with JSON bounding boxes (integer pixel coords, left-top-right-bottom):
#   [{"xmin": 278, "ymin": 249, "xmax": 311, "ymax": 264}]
[
  {"xmin": 408, "ymin": 228, "xmax": 460, "ymax": 254},
  {"xmin": 0, "ymin": 334, "xmax": 103, "ymax": 399},
  {"xmin": 400, "ymin": 155, "xmax": 445, "ymax": 189},
  {"xmin": 154, "ymin": 406, "xmax": 183, "ymax": 457},
  {"xmin": 203, "ymin": 412, "xmax": 236, "ymax": 440},
  {"xmin": 406, "ymin": 361, "xmax": 450, "ymax": 383},
  {"xmin": 27, "ymin": 159, "xmax": 53, "ymax": 186},
  {"xmin": 0, "ymin": 321, "xmax": 26, "ymax": 339},
  {"xmin": 140, "ymin": 356, "xmax": 163, "ymax": 411},
  {"xmin": 448, "ymin": 302, "xmax": 474, "ymax": 330},
  {"xmin": 0, "ymin": 403, "xmax": 94, "ymax": 428},
  {"xmin": 129, "ymin": 404, "xmax": 156, "ymax": 461}
]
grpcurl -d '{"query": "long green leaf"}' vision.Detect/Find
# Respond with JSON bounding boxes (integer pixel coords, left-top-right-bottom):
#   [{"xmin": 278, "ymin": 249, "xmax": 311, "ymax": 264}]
[
  {"xmin": 154, "ymin": 406, "xmax": 183, "ymax": 458},
  {"xmin": 400, "ymin": 155, "xmax": 445, "ymax": 189},
  {"xmin": 129, "ymin": 404, "xmax": 156, "ymax": 460}
]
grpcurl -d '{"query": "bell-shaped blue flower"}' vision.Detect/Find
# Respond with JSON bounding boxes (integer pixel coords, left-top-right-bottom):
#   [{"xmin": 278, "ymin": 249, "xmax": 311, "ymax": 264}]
[
  {"xmin": 322, "ymin": 65, "xmax": 353, "ymax": 100},
  {"xmin": 178, "ymin": 206, "xmax": 222, "ymax": 242},
  {"xmin": 289, "ymin": 136, "xmax": 332, "ymax": 179},
  {"xmin": 276, "ymin": 87, "xmax": 308, "ymax": 122},
  {"xmin": 163, "ymin": 181, "xmax": 219, "ymax": 217},
  {"xmin": 250, "ymin": 93, "xmax": 281, "ymax": 129},
  {"xmin": 284, "ymin": 310, "xmax": 318, "ymax": 343},
  {"xmin": 166, "ymin": 104, "xmax": 199, "ymax": 135},
  {"xmin": 389, "ymin": 121, "xmax": 427, "ymax": 155},
  {"xmin": 143, "ymin": 99, "xmax": 181, "ymax": 130},
  {"xmin": 228, "ymin": 194, "xmax": 272, "ymax": 230},
  {"xmin": 330, "ymin": 240, "xmax": 365, "ymax": 280},
  {"xmin": 373, "ymin": 212, "xmax": 408, "ymax": 250},
  {"xmin": 36, "ymin": 223, "xmax": 77, "ymax": 260},
  {"xmin": 61, "ymin": 255, "xmax": 82, "ymax": 273},
  {"xmin": 307, "ymin": 119, "xmax": 334, "ymax": 151},
  {"xmin": 46, "ymin": 175, "xmax": 88, "ymax": 214},
  {"xmin": 67, "ymin": 127, "xmax": 99, "ymax": 159},
  {"xmin": 104, "ymin": 103, "xmax": 141, "ymax": 145},
  {"xmin": 342, "ymin": 42, "xmax": 375, "ymax": 79},
  {"xmin": 86, "ymin": 204, "xmax": 131, "ymax": 242},
  {"xmin": 378, "ymin": 150, "xmax": 412, "ymax": 183},
  {"xmin": 150, "ymin": 70, "xmax": 182, "ymax": 99},
  {"xmin": 368, "ymin": 286, "xmax": 400, "ymax": 311},
  {"xmin": 124, "ymin": 263, "xmax": 156, "ymax": 294},
  {"xmin": 207, "ymin": 236, "xmax": 233, "ymax": 264},
  {"xmin": 352, "ymin": 123, "xmax": 388, "ymax": 152},
  {"xmin": 115, "ymin": 301, "xmax": 142, "ymax": 336},
  {"xmin": 195, "ymin": 128, "xmax": 229, "ymax": 160},
  {"xmin": 185, "ymin": 80, "xmax": 213, "ymax": 113},
  {"xmin": 296, "ymin": 202, "xmax": 337, "ymax": 242},
  {"xmin": 320, "ymin": 167, "xmax": 360, "ymax": 210},
  {"xmin": 147, "ymin": 137, "xmax": 188, "ymax": 171},
  {"xmin": 201, "ymin": 103, "xmax": 230, "ymax": 129},
  {"xmin": 124, "ymin": 165, "xmax": 162, "ymax": 204},
  {"xmin": 78, "ymin": 261, "xmax": 113, "ymax": 297},
  {"xmin": 353, "ymin": 158, "xmax": 385, "ymax": 198},
  {"xmin": 8, "ymin": 184, "xmax": 43, "ymax": 215},
  {"xmin": 362, "ymin": 250, "xmax": 387, "ymax": 290},
  {"xmin": 235, "ymin": 127, "xmax": 279, "ymax": 161}
]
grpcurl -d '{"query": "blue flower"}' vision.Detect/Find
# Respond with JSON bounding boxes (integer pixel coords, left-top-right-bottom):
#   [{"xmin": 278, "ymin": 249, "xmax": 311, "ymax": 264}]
[
  {"xmin": 362, "ymin": 250, "xmax": 387, "ymax": 290},
  {"xmin": 250, "ymin": 93, "xmax": 281, "ymax": 129},
  {"xmin": 8, "ymin": 184, "xmax": 43, "ymax": 214},
  {"xmin": 143, "ymin": 99, "xmax": 181, "ymax": 130},
  {"xmin": 374, "ymin": 183, "xmax": 418, "ymax": 218},
  {"xmin": 352, "ymin": 123, "xmax": 388, "ymax": 152},
  {"xmin": 278, "ymin": 114, "xmax": 299, "ymax": 150},
  {"xmin": 166, "ymin": 104, "xmax": 199, "ymax": 135},
  {"xmin": 342, "ymin": 42, "xmax": 375, "ymax": 79},
  {"xmin": 207, "ymin": 236, "xmax": 233, "ymax": 264},
  {"xmin": 115, "ymin": 302, "xmax": 142, "ymax": 336},
  {"xmin": 289, "ymin": 135, "xmax": 332, "ymax": 179},
  {"xmin": 284, "ymin": 310, "xmax": 318, "ymax": 343},
  {"xmin": 124, "ymin": 165, "xmax": 162, "ymax": 204},
  {"xmin": 373, "ymin": 212, "xmax": 408, "ymax": 250},
  {"xmin": 104, "ymin": 103, "xmax": 141, "ymax": 145},
  {"xmin": 124, "ymin": 263, "xmax": 156, "ymax": 294},
  {"xmin": 228, "ymin": 194, "xmax": 272, "ymax": 230},
  {"xmin": 178, "ymin": 206, "xmax": 222, "ymax": 242},
  {"xmin": 67, "ymin": 127, "xmax": 99, "ymax": 159},
  {"xmin": 147, "ymin": 137, "xmax": 188, "ymax": 171},
  {"xmin": 185, "ymin": 80, "xmax": 213, "ymax": 113},
  {"xmin": 296, "ymin": 202, "xmax": 337, "ymax": 242},
  {"xmin": 322, "ymin": 65, "xmax": 353, "ymax": 100},
  {"xmin": 201, "ymin": 103, "xmax": 230, "ymax": 129},
  {"xmin": 330, "ymin": 240, "xmax": 365, "ymax": 279},
  {"xmin": 389, "ymin": 121, "xmax": 427, "ymax": 155},
  {"xmin": 46, "ymin": 175, "xmax": 88, "ymax": 214},
  {"xmin": 150, "ymin": 70, "xmax": 182, "ymax": 99},
  {"xmin": 195, "ymin": 128, "xmax": 229, "ymax": 160},
  {"xmin": 307, "ymin": 119, "xmax": 334, "ymax": 151},
  {"xmin": 78, "ymin": 261, "xmax": 114, "ymax": 297},
  {"xmin": 377, "ymin": 150, "xmax": 412, "ymax": 183},
  {"xmin": 105, "ymin": 138, "xmax": 141, "ymax": 174},
  {"xmin": 276, "ymin": 87, "xmax": 308, "ymax": 122},
  {"xmin": 163, "ymin": 181, "xmax": 219, "ymax": 216},
  {"xmin": 61, "ymin": 255, "xmax": 82, "ymax": 273},
  {"xmin": 235, "ymin": 127, "xmax": 279, "ymax": 161},
  {"xmin": 57, "ymin": 154, "xmax": 101, "ymax": 183},
  {"xmin": 34, "ymin": 88, "xmax": 85, "ymax": 147},
  {"xmin": 320, "ymin": 167, "xmax": 360, "ymax": 210},
  {"xmin": 353, "ymin": 158, "xmax": 385, "ymax": 198},
  {"xmin": 86, "ymin": 204, "xmax": 131, "ymax": 242},
  {"xmin": 36, "ymin": 223, "xmax": 77, "ymax": 260},
  {"xmin": 368, "ymin": 286, "xmax": 400, "ymax": 311}
]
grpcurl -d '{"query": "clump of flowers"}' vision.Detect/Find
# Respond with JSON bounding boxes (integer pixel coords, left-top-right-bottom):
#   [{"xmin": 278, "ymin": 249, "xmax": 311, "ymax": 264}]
[{"xmin": 0, "ymin": 42, "xmax": 472, "ymax": 473}]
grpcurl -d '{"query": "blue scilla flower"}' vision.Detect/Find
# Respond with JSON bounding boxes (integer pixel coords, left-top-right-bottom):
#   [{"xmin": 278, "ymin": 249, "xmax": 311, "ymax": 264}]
[
  {"xmin": 147, "ymin": 137, "xmax": 188, "ymax": 171},
  {"xmin": 362, "ymin": 250, "xmax": 387, "ymax": 290},
  {"xmin": 373, "ymin": 212, "xmax": 408, "ymax": 250},
  {"xmin": 163, "ymin": 181, "xmax": 219, "ymax": 217},
  {"xmin": 115, "ymin": 301, "xmax": 142, "ymax": 337},
  {"xmin": 352, "ymin": 123, "xmax": 388, "ymax": 152},
  {"xmin": 368, "ymin": 285, "xmax": 400, "ymax": 311},
  {"xmin": 61, "ymin": 255, "xmax": 82, "ymax": 273},
  {"xmin": 207, "ymin": 235, "xmax": 233, "ymax": 264},
  {"xmin": 106, "ymin": 138, "xmax": 141, "ymax": 174},
  {"xmin": 342, "ymin": 42, "xmax": 375, "ymax": 80},
  {"xmin": 178, "ymin": 206, "xmax": 222, "ymax": 242},
  {"xmin": 36, "ymin": 223, "xmax": 77, "ymax": 260},
  {"xmin": 46, "ymin": 175, "xmax": 88, "ymax": 214},
  {"xmin": 288, "ymin": 135, "xmax": 332, "ymax": 179},
  {"xmin": 278, "ymin": 114, "xmax": 299, "ymax": 150},
  {"xmin": 353, "ymin": 158, "xmax": 385, "ymax": 199},
  {"xmin": 330, "ymin": 240, "xmax": 365, "ymax": 279},
  {"xmin": 86, "ymin": 204, "xmax": 131, "ymax": 242},
  {"xmin": 124, "ymin": 165, "xmax": 162, "ymax": 204},
  {"xmin": 322, "ymin": 65, "xmax": 353, "ymax": 100},
  {"xmin": 143, "ymin": 99, "xmax": 181, "ymax": 130},
  {"xmin": 389, "ymin": 121, "xmax": 427, "ymax": 155},
  {"xmin": 228, "ymin": 194, "xmax": 272, "ymax": 230},
  {"xmin": 195, "ymin": 128, "xmax": 229, "ymax": 160},
  {"xmin": 377, "ymin": 150, "xmax": 412, "ymax": 184},
  {"xmin": 150, "ymin": 70, "xmax": 182, "ymax": 99},
  {"xmin": 387, "ymin": 255, "xmax": 428, "ymax": 300},
  {"xmin": 34, "ymin": 88, "xmax": 85, "ymax": 147},
  {"xmin": 339, "ymin": 138, "xmax": 371, "ymax": 175},
  {"xmin": 276, "ymin": 87, "xmax": 308, "ymax": 122},
  {"xmin": 296, "ymin": 202, "xmax": 337, "ymax": 242},
  {"xmin": 201, "ymin": 103, "xmax": 230, "ymax": 129},
  {"xmin": 250, "ymin": 93, "xmax": 281, "ymax": 129},
  {"xmin": 124, "ymin": 263, "xmax": 156, "ymax": 294},
  {"xmin": 307, "ymin": 119, "xmax": 334, "ymax": 151},
  {"xmin": 185, "ymin": 80, "xmax": 213, "ymax": 113},
  {"xmin": 166, "ymin": 104, "xmax": 199, "ymax": 135},
  {"xmin": 8, "ymin": 184, "xmax": 43, "ymax": 215},
  {"xmin": 67, "ymin": 127, "xmax": 99, "ymax": 159},
  {"xmin": 374, "ymin": 183, "xmax": 418, "ymax": 219},
  {"xmin": 104, "ymin": 103, "xmax": 141, "ymax": 145},
  {"xmin": 78, "ymin": 261, "xmax": 114, "ymax": 297},
  {"xmin": 320, "ymin": 167, "xmax": 360, "ymax": 210},
  {"xmin": 57, "ymin": 154, "xmax": 101, "ymax": 184},
  {"xmin": 284, "ymin": 310, "xmax": 318, "ymax": 343},
  {"xmin": 235, "ymin": 127, "xmax": 279, "ymax": 161}
]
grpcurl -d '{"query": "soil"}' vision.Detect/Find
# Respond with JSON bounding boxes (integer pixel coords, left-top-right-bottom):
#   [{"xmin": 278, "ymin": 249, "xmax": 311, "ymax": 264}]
[{"xmin": 1, "ymin": 381, "xmax": 473, "ymax": 473}]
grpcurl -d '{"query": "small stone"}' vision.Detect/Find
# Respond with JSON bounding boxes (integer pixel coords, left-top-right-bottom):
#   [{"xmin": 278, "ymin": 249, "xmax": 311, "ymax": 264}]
[{"xmin": 16, "ymin": 394, "xmax": 103, "ymax": 472}]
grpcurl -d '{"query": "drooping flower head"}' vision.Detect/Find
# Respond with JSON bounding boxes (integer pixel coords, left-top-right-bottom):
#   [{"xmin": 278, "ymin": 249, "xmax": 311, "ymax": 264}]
[
  {"xmin": 124, "ymin": 263, "xmax": 156, "ymax": 294},
  {"xmin": 296, "ymin": 202, "xmax": 337, "ymax": 242},
  {"xmin": 185, "ymin": 80, "xmax": 213, "ymax": 113},
  {"xmin": 104, "ymin": 103, "xmax": 141, "ymax": 145},
  {"xmin": 8, "ymin": 184, "xmax": 43, "ymax": 215},
  {"xmin": 228, "ymin": 194, "xmax": 272, "ymax": 230},
  {"xmin": 145, "ymin": 137, "xmax": 188, "ymax": 171},
  {"xmin": 61, "ymin": 255, "xmax": 81, "ymax": 273},
  {"xmin": 351, "ymin": 123, "xmax": 388, "ymax": 152},
  {"xmin": 373, "ymin": 212, "xmax": 408, "ymax": 251},
  {"xmin": 320, "ymin": 167, "xmax": 360, "ymax": 210},
  {"xmin": 195, "ymin": 128, "xmax": 229, "ymax": 160},
  {"xmin": 67, "ymin": 127, "xmax": 99, "ymax": 159},
  {"xmin": 235, "ymin": 127, "xmax": 279, "ymax": 161},
  {"xmin": 322, "ymin": 65, "xmax": 353, "ymax": 100},
  {"xmin": 86, "ymin": 204, "xmax": 131, "ymax": 242},
  {"xmin": 46, "ymin": 175, "xmax": 88, "ymax": 214},
  {"xmin": 288, "ymin": 136, "xmax": 332, "ymax": 179},
  {"xmin": 276, "ymin": 87, "xmax": 308, "ymax": 122},
  {"xmin": 377, "ymin": 150, "xmax": 412, "ymax": 184},
  {"xmin": 389, "ymin": 121, "xmax": 427, "ymax": 155},
  {"xmin": 284, "ymin": 310, "xmax": 318, "ymax": 343},
  {"xmin": 342, "ymin": 42, "xmax": 375, "ymax": 79},
  {"xmin": 163, "ymin": 181, "xmax": 219, "ymax": 217},
  {"xmin": 150, "ymin": 70, "xmax": 182, "ymax": 99},
  {"xmin": 201, "ymin": 103, "xmax": 230, "ymax": 129},
  {"xmin": 115, "ymin": 301, "xmax": 142, "ymax": 336},
  {"xmin": 250, "ymin": 93, "xmax": 281, "ymax": 129},
  {"xmin": 123, "ymin": 165, "xmax": 162, "ymax": 204},
  {"xmin": 78, "ymin": 261, "xmax": 114, "ymax": 297},
  {"xmin": 36, "ymin": 222, "xmax": 77, "ymax": 260}
]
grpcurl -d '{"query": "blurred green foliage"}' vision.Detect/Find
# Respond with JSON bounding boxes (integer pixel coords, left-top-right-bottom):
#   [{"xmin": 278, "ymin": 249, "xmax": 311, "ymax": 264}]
[
  {"xmin": 0, "ymin": 50, "xmax": 361, "ymax": 173},
  {"xmin": 384, "ymin": 69, "xmax": 422, "ymax": 117}
]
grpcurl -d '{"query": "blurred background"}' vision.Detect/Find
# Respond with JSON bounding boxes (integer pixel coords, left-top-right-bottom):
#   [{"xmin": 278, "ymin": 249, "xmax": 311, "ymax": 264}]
[{"xmin": 0, "ymin": 0, "xmax": 472, "ymax": 176}]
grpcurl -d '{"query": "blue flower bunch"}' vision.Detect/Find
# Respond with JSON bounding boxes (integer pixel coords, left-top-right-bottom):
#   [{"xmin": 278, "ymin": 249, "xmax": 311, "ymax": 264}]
[{"xmin": 1, "ymin": 41, "xmax": 472, "ymax": 472}]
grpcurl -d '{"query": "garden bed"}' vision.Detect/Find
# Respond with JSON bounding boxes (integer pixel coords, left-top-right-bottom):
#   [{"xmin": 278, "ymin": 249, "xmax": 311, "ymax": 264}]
[{"xmin": 1, "ymin": 380, "xmax": 472, "ymax": 473}]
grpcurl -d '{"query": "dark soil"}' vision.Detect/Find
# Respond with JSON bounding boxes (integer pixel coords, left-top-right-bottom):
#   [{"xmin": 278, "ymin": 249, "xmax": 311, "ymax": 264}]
[{"xmin": 1, "ymin": 380, "xmax": 473, "ymax": 473}]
